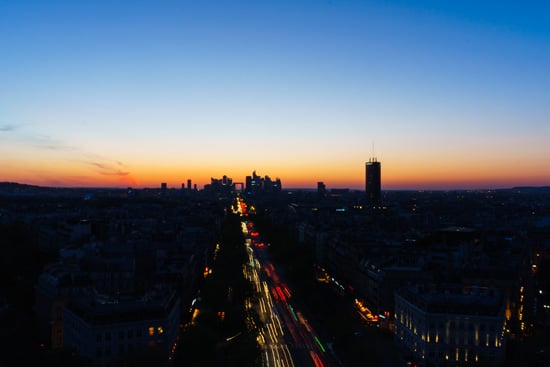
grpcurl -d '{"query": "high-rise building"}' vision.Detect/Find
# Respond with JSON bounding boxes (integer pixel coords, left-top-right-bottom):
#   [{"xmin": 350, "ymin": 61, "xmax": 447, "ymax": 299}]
[
  {"xmin": 365, "ymin": 158, "xmax": 381, "ymax": 205},
  {"xmin": 245, "ymin": 170, "xmax": 281, "ymax": 196},
  {"xmin": 317, "ymin": 181, "xmax": 326, "ymax": 199}
]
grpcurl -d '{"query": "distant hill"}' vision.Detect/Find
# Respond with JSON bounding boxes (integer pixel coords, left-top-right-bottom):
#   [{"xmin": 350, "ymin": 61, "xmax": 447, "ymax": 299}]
[
  {"xmin": 510, "ymin": 186, "xmax": 550, "ymax": 193},
  {"xmin": 0, "ymin": 182, "xmax": 45, "ymax": 193}
]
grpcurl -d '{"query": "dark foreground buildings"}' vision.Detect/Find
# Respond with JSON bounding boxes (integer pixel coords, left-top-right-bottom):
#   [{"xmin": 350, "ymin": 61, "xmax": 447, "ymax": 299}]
[{"xmin": 1, "ymin": 177, "xmax": 550, "ymax": 367}]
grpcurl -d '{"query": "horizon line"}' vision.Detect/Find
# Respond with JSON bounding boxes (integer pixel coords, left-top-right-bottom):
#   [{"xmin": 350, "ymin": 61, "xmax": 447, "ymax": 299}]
[{"xmin": 2, "ymin": 181, "xmax": 549, "ymax": 193}]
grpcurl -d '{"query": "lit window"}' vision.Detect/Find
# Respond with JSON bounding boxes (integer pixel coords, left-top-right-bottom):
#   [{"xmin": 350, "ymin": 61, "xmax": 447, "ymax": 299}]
[{"xmin": 148, "ymin": 327, "xmax": 155, "ymax": 336}]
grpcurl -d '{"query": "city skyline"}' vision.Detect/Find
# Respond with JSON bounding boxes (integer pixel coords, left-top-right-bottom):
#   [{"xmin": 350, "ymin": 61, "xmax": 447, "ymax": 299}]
[{"xmin": 1, "ymin": 1, "xmax": 549, "ymax": 190}]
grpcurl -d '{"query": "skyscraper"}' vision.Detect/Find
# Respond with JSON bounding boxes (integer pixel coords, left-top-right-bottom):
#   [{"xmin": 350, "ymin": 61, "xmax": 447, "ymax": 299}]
[{"xmin": 365, "ymin": 158, "xmax": 381, "ymax": 205}]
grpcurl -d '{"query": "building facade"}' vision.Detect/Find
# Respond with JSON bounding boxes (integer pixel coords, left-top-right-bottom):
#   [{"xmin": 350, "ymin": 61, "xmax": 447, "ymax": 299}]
[
  {"xmin": 394, "ymin": 285, "xmax": 506, "ymax": 366},
  {"xmin": 63, "ymin": 290, "xmax": 180, "ymax": 367}
]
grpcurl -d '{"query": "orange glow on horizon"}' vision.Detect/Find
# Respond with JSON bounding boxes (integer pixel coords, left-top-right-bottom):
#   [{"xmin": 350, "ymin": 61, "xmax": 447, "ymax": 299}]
[
  {"xmin": 2, "ymin": 155, "xmax": 549, "ymax": 190},
  {"xmin": 4, "ymin": 169, "xmax": 548, "ymax": 191}
]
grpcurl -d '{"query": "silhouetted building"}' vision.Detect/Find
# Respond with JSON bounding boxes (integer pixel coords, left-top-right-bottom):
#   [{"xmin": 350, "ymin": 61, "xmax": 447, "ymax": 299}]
[
  {"xmin": 245, "ymin": 171, "xmax": 262, "ymax": 195},
  {"xmin": 204, "ymin": 175, "xmax": 234, "ymax": 196},
  {"xmin": 365, "ymin": 158, "xmax": 381, "ymax": 205},
  {"xmin": 317, "ymin": 182, "xmax": 326, "ymax": 199},
  {"xmin": 245, "ymin": 170, "xmax": 281, "ymax": 196}
]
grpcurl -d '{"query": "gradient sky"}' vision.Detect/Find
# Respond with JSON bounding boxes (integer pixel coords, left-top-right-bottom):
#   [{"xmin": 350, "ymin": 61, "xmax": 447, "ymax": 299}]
[{"xmin": 1, "ymin": 0, "xmax": 549, "ymax": 190}]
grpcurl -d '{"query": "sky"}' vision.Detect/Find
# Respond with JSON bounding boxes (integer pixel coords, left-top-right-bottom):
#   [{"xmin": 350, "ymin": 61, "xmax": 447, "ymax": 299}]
[{"xmin": 1, "ymin": 0, "xmax": 549, "ymax": 190}]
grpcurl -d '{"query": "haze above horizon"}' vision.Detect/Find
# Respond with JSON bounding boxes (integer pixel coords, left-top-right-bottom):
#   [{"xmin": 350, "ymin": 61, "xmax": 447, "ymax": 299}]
[{"xmin": 1, "ymin": 0, "xmax": 549, "ymax": 190}]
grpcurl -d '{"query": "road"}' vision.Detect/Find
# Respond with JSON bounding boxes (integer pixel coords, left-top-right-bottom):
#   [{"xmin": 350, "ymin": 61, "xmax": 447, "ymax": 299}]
[{"xmin": 236, "ymin": 197, "xmax": 333, "ymax": 367}]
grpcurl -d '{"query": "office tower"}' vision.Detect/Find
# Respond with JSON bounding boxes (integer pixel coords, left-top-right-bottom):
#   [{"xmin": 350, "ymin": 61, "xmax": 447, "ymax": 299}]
[
  {"xmin": 317, "ymin": 181, "xmax": 326, "ymax": 198},
  {"xmin": 365, "ymin": 158, "xmax": 381, "ymax": 205},
  {"xmin": 245, "ymin": 170, "xmax": 281, "ymax": 196}
]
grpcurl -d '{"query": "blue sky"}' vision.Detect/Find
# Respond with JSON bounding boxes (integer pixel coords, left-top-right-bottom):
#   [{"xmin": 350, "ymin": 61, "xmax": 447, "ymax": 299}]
[{"xmin": 1, "ymin": 0, "xmax": 549, "ymax": 188}]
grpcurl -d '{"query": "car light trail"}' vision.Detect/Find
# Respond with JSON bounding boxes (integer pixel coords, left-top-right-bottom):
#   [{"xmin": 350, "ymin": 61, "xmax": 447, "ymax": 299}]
[{"xmin": 314, "ymin": 336, "xmax": 326, "ymax": 353}]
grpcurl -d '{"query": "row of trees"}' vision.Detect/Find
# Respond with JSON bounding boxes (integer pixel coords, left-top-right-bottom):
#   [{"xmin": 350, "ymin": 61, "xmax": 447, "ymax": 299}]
[{"xmin": 175, "ymin": 212, "xmax": 261, "ymax": 366}]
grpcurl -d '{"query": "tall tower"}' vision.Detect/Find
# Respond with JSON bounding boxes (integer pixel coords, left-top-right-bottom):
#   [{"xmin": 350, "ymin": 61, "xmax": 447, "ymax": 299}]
[{"xmin": 365, "ymin": 158, "xmax": 381, "ymax": 205}]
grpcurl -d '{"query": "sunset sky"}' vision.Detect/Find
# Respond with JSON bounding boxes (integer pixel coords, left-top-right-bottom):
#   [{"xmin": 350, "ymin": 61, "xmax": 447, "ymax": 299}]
[{"xmin": 1, "ymin": 0, "xmax": 549, "ymax": 190}]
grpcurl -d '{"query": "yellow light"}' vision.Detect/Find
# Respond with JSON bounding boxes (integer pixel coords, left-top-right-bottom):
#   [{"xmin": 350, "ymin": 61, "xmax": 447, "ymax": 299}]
[
  {"xmin": 148, "ymin": 327, "xmax": 155, "ymax": 336},
  {"xmin": 191, "ymin": 308, "xmax": 200, "ymax": 324},
  {"xmin": 158, "ymin": 327, "xmax": 164, "ymax": 334}
]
